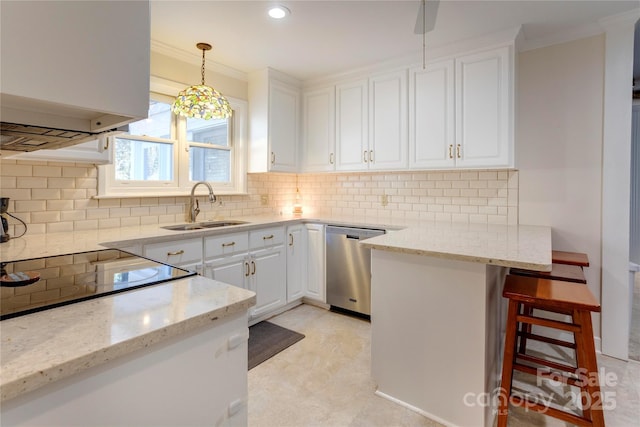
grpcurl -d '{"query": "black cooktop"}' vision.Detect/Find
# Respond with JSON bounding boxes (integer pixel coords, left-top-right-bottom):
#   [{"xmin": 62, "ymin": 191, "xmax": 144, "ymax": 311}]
[{"xmin": 0, "ymin": 249, "xmax": 196, "ymax": 320}]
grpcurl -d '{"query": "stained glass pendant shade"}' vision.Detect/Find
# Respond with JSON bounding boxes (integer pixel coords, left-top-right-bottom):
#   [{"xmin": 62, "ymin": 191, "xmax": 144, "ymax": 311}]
[{"xmin": 172, "ymin": 43, "xmax": 232, "ymax": 120}]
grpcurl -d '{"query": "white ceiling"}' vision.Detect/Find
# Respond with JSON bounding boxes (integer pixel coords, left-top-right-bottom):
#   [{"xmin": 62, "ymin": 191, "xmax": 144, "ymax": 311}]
[{"xmin": 151, "ymin": 0, "xmax": 639, "ymax": 82}]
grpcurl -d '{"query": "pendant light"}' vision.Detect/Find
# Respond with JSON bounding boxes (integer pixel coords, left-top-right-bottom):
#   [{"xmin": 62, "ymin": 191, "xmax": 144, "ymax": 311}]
[{"xmin": 172, "ymin": 43, "xmax": 232, "ymax": 120}]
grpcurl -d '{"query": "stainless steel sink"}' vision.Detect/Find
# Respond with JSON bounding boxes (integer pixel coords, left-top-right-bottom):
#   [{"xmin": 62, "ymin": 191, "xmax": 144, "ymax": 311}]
[{"xmin": 162, "ymin": 220, "xmax": 248, "ymax": 231}]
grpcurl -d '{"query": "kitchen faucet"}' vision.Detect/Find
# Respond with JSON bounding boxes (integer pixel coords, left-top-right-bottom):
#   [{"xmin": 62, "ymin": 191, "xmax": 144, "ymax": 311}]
[{"xmin": 189, "ymin": 181, "xmax": 217, "ymax": 223}]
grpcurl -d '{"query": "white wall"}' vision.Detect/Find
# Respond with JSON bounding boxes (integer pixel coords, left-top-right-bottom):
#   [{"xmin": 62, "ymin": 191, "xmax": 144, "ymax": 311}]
[{"xmin": 517, "ymin": 35, "xmax": 605, "ymax": 336}]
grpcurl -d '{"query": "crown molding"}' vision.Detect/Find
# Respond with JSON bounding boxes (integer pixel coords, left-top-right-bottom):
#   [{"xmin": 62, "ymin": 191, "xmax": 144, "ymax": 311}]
[
  {"xmin": 518, "ymin": 22, "xmax": 605, "ymax": 52},
  {"xmin": 304, "ymin": 26, "xmax": 522, "ymax": 89},
  {"xmin": 150, "ymin": 39, "xmax": 248, "ymax": 82},
  {"xmin": 598, "ymin": 7, "xmax": 640, "ymax": 30}
]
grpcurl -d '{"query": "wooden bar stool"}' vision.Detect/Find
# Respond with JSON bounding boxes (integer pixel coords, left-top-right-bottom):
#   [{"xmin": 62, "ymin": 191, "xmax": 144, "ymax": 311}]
[
  {"xmin": 498, "ymin": 275, "xmax": 604, "ymax": 427},
  {"xmin": 552, "ymin": 250, "xmax": 590, "ymax": 267},
  {"xmin": 510, "ymin": 263, "xmax": 587, "ymax": 284},
  {"xmin": 509, "ymin": 263, "xmax": 587, "ymax": 355}
]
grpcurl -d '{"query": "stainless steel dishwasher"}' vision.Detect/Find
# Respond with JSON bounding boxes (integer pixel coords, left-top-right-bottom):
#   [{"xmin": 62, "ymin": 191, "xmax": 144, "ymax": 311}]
[{"xmin": 325, "ymin": 225, "xmax": 385, "ymax": 316}]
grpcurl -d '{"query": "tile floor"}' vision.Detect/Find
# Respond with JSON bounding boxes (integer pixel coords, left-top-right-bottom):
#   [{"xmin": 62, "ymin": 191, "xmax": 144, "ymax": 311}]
[{"xmin": 248, "ymin": 304, "xmax": 640, "ymax": 427}]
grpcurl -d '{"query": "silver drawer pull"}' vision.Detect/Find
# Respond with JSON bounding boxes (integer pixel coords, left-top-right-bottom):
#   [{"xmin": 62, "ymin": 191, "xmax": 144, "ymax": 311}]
[
  {"xmin": 167, "ymin": 250, "xmax": 185, "ymax": 256},
  {"xmin": 222, "ymin": 242, "xmax": 236, "ymax": 247},
  {"xmin": 263, "ymin": 234, "xmax": 274, "ymax": 240}
]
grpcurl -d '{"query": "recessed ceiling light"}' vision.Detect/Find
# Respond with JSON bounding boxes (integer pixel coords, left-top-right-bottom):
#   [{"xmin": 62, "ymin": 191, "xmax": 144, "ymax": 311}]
[{"xmin": 268, "ymin": 5, "xmax": 290, "ymax": 19}]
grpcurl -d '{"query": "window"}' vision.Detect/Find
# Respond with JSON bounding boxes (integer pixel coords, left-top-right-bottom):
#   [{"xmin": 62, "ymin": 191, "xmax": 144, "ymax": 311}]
[{"xmin": 99, "ymin": 80, "xmax": 247, "ymax": 197}]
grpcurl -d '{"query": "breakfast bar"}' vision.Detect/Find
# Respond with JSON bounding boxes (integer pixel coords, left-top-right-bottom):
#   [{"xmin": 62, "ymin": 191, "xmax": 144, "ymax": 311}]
[{"xmin": 361, "ymin": 222, "xmax": 552, "ymax": 427}]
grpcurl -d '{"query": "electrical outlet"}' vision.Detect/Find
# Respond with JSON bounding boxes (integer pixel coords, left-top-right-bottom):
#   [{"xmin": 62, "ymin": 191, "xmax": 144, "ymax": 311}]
[
  {"xmin": 260, "ymin": 195, "xmax": 269, "ymax": 206},
  {"xmin": 381, "ymin": 194, "xmax": 389, "ymax": 207}
]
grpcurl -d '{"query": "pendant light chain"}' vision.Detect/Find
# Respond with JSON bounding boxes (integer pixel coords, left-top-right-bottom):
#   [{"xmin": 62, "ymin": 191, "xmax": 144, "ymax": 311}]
[{"xmin": 201, "ymin": 48, "xmax": 206, "ymax": 85}]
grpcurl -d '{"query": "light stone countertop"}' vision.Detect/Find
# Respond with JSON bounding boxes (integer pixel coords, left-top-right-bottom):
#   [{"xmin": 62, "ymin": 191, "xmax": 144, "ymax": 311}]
[
  {"xmin": 360, "ymin": 221, "xmax": 552, "ymax": 271},
  {"xmin": 0, "ymin": 275, "xmax": 256, "ymax": 402},
  {"xmin": 0, "ymin": 213, "xmax": 550, "ymax": 270},
  {"xmin": 0, "ymin": 213, "xmax": 550, "ymax": 402}
]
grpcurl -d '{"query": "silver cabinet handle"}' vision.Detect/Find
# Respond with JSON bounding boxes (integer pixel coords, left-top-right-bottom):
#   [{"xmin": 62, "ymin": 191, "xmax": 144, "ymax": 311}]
[
  {"xmin": 263, "ymin": 234, "xmax": 274, "ymax": 240},
  {"xmin": 289, "ymin": 233, "xmax": 294, "ymax": 246},
  {"xmin": 456, "ymin": 144, "xmax": 461, "ymax": 159},
  {"xmin": 271, "ymin": 152, "xmax": 275, "ymax": 165},
  {"xmin": 222, "ymin": 241, "xmax": 236, "ymax": 247},
  {"xmin": 369, "ymin": 150, "xmax": 374, "ymax": 163},
  {"xmin": 448, "ymin": 144, "xmax": 453, "ymax": 159},
  {"xmin": 329, "ymin": 153, "xmax": 334, "ymax": 164},
  {"xmin": 363, "ymin": 150, "xmax": 368, "ymax": 163},
  {"xmin": 167, "ymin": 250, "xmax": 184, "ymax": 256}
]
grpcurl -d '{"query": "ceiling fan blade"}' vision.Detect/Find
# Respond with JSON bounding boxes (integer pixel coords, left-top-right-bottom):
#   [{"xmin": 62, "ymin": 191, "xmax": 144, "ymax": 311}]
[{"xmin": 414, "ymin": 0, "xmax": 440, "ymax": 35}]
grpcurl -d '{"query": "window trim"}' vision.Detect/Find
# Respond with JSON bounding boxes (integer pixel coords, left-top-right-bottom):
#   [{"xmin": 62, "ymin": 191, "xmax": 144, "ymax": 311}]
[{"xmin": 97, "ymin": 76, "xmax": 247, "ymax": 198}]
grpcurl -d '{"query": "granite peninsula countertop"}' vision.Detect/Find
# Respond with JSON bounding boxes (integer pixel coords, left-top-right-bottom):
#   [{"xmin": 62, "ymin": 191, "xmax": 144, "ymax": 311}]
[
  {"xmin": 0, "ymin": 275, "xmax": 256, "ymax": 402},
  {"xmin": 360, "ymin": 221, "xmax": 552, "ymax": 270}
]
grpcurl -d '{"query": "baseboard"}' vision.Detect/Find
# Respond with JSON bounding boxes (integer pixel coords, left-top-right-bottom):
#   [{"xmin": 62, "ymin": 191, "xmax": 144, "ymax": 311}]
[
  {"xmin": 301, "ymin": 297, "xmax": 330, "ymax": 310},
  {"xmin": 248, "ymin": 300, "xmax": 303, "ymax": 326},
  {"xmin": 374, "ymin": 390, "xmax": 458, "ymax": 427}
]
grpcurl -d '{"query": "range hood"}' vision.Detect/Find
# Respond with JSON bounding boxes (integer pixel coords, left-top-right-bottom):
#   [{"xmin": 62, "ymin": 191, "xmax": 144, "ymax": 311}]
[
  {"xmin": 0, "ymin": 94, "xmax": 131, "ymax": 152},
  {"xmin": 1, "ymin": 1, "xmax": 150, "ymax": 153},
  {"xmin": 0, "ymin": 122, "xmax": 127, "ymax": 152}
]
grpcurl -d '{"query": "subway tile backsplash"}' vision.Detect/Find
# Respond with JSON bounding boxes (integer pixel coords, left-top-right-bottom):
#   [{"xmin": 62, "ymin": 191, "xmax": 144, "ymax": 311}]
[{"xmin": 0, "ymin": 159, "xmax": 518, "ymax": 235}]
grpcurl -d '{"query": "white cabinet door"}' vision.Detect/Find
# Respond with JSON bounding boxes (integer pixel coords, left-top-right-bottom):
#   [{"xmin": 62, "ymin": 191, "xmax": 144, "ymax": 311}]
[
  {"xmin": 305, "ymin": 224, "xmax": 326, "ymax": 302},
  {"xmin": 302, "ymin": 87, "xmax": 335, "ymax": 172},
  {"xmin": 336, "ymin": 79, "xmax": 369, "ymax": 171},
  {"xmin": 409, "ymin": 60, "xmax": 455, "ymax": 169},
  {"xmin": 249, "ymin": 246, "xmax": 286, "ymax": 318},
  {"xmin": 286, "ymin": 225, "xmax": 306, "ymax": 302},
  {"xmin": 206, "ymin": 255, "xmax": 249, "ymax": 290},
  {"xmin": 455, "ymin": 46, "xmax": 512, "ymax": 168},
  {"xmin": 248, "ymin": 68, "xmax": 301, "ymax": 173},
  {"xmin": 369, "ymin": 69, "xmax": 408, "ymax": 170},
  {"xmin": 269, "ymin": 80, "xmax": 300, "ymax": 172}
]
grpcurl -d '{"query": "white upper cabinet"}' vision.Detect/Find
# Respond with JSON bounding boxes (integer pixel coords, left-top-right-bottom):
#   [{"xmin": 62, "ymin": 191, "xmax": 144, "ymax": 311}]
[
  {"xmin": 409, "ymin": 60, "xmax": 455, "ymax": 169},
  {"xmin": 455, "ymin": 46, "xmax": 513, "ymax": 168},
  {"xmin": 0, "ymin": 1, "xmax": 149, "ymax": 132},
  {"xmin": 248, "ymin": 68, "xmax": 301, "ymax": 173},
  {"xmin": 336, "ymin": 79, "xmax": 369, "ymax": 171},
  {"xmin": 302, "ymin": 87, "xmax": 335, "ymax": 172},
  {"xmin": 368, "ymin": 69, "xmax": 408, "ymax": 170}
]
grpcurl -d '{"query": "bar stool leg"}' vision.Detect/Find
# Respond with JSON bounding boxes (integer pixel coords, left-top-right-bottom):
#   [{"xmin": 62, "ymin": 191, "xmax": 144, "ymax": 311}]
[
  {"xmin": 518, "ymin": 304, "xmax": 533, "ymax": 355},
  {"xmin": 574, "ymin": 309, "xmax": 605, "ymax": 426},
  {"xmin": 498, "ymin": 300, "xmax": 520, "ymax": 427}
]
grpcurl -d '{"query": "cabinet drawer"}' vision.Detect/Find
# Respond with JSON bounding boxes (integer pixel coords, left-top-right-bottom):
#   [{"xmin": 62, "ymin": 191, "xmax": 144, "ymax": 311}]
[
  {"xmin": 205, "ymin": 232, "xmax": 249, "ymax": 258},
  {"xmin": 249, "ymin": 226, "xmax": 285, "ymax": 249},
  {"xmin": 143, "ymin": 238, "xmax": 202, "ymax": 265}
]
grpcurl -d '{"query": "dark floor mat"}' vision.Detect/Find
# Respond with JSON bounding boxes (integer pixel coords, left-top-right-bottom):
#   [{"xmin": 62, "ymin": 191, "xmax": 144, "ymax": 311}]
[{"xmin": 248, "ymin": 321, "xmax": 305, "ymax": 370}]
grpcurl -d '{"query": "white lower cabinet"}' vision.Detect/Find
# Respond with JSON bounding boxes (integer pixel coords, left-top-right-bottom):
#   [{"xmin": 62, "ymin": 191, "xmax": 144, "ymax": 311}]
[
  {"xmin": 143, "ymin": 237, "xmax": 204, "ymax": 275},
  {"xmin": 248, "ymin": 227, "xmax": 286, "ymax": 319},
  {"xmin": 141, "ymin": 223, "xmax": 321, "ymax": 319},
  {"xmin": 304, "ymin": 224, "xmax": 326, "ymax": 302},
  {"xmin": 286, "ymin": 224, "xmax": 306, "ymax": 302},
  {"xmin": 204, "ymin": 231, "xmax": 251, "ymax": 290},
  {"xmin": 204, "ymin": 226, "xmax": 287, "ymax": 320},
  {"xmin": 1, "ymin": 311, "xmax": 249, "ymax": 427}
]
